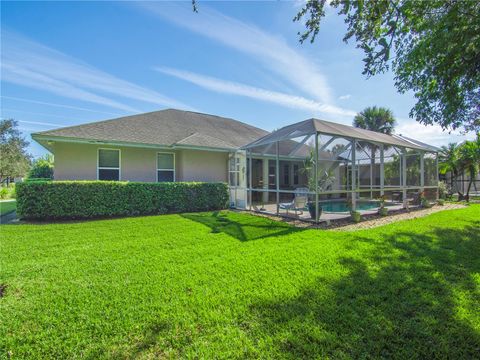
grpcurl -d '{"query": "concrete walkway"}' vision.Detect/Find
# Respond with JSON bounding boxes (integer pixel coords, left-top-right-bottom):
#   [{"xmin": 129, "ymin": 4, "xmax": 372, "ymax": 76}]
[{"xmin": 0, "ymin": 211, "xmax": 17, "ymax": 224}]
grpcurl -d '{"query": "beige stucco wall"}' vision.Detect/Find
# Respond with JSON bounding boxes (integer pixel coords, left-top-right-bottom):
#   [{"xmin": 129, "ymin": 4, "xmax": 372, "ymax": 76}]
[
  {"xmin": 53, "ymin": 142, "xmax": 228, "ymax": 183},
  {"xmin": 54, "ymin": 142, "xmax": 98, "ymax": 180},
  {"xmin": 176, "ymin": 149, "xmax": 228, "ymax": 182}
]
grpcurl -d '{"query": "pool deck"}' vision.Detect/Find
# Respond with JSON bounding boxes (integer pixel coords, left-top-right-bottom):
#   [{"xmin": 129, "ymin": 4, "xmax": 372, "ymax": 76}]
[{"xmin": 250, "ymin": 202, "xmax": 407, "ymax": 223}]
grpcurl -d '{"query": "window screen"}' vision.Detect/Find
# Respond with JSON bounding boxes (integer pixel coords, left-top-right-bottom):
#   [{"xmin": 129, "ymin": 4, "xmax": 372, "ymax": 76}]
[
  {"xmin": 283, "ymin": 164, "xmax": 290, "ymax": 185},
  {"xmin": 98, "ymin": 149, "xmax": 119, "ymax": 168},
  {"xmin": 157, "ymin": 153, "xmax": 175, "ymax": 182},
  {"xmin": 98, "ymin": 169, "xmax": 119, "ymax": 181},
  {"xmin": 157, "ymin": 153, "xmax": 174, "ymax": 170},
  {"xmin": 293, "ymin": 164, "xmax": 299, "ymax": 185},
  {"xmin": 98, "ymin": 149, "xmax": 120, "ymax": 181}
]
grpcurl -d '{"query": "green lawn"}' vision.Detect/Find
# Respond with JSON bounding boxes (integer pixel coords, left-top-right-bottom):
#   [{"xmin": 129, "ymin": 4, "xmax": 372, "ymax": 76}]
[
  {"xmin": 0, "ymin": 200, "xmax": 16, "ymax": 217},
  {"xmin": 1, "ymin": 206, "xmax": 479, "ymax": 359}
]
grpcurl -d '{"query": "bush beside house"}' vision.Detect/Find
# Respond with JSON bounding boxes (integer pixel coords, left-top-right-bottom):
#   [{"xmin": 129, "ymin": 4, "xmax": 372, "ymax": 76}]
[
  {"xmin": 16, "ymin": 181, "xmax": 229, "ymax": 220},
  {"xmin": 27, "ymin": 155, "xmax": 54, "ymax": 180}
]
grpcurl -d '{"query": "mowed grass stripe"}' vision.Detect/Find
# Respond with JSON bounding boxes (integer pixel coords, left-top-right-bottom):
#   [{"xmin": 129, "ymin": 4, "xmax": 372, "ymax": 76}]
[{"xmin": 1, "ymin": 206, "xmax": 479, "ymax": 359}]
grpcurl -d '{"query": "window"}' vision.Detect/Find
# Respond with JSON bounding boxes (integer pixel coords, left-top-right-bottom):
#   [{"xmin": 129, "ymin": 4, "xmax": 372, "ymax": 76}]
[
  {"xmin": 283, "ymin": 164, "xmax": 290, "ymax": 185},
  {"xmin": 157, "ymin": 153, "xmax": 175, "ymax": 182},
  {"xmin": 229, "ymin": 155, "xmax": 240, "ymax": 186},
  {"xmin": 268, "ymin": 162, "xmax": 276, "ymax": 187},
  {"xmin": 293, "ymin": 164, "xmax": 299, "ymax": 185},
  {"xmin": 98, "ymin": 149, "xmax": 120, "ymax": 181}
]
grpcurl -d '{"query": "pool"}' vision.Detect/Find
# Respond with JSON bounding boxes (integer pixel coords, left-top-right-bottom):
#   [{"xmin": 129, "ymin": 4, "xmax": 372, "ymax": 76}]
[{"xmin": 319, "ymin": 200, "xmax": 380, "ymax": 213}]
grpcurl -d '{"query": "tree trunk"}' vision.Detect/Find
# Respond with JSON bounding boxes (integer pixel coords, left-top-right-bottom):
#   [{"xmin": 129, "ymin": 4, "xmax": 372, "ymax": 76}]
[{"xmin": 465, "ymin": 167, "xmax": 474, "ymax": 201}]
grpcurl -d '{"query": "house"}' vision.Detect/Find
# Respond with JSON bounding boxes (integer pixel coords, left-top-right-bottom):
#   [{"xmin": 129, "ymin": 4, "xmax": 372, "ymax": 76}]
[
  {"xmin": 32, "ymin": 109, "xmax": 267, "ymax": 184},
  {"xmin": 33, "ymin": 108, "xmax": 439, "ymax": 214}
]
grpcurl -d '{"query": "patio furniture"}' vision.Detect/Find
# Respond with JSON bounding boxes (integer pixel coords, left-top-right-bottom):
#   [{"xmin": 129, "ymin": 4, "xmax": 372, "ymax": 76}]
[
  {"xmin": 279, "ymin": 187, "xmax": 309, "ymax": 216},
  {"xmin": 411, "ymin": 191, "xmax": 422, "ymax": 205},
  {"xmin": 391, "ymin": 191, "xmax": 402, "ymax": 202}
]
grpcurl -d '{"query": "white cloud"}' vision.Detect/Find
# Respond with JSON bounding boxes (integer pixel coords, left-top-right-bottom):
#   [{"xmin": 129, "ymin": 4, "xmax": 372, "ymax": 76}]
[
  {"xmin": 1, "ymin": 31, "xmax": 193, "ymax": 113},
  {"xmin": 338, "ymin": 94, "xmax": 351, "ymax": 100},
  {"xmin": 396, "ymin": 119, "xmax": 475, "ymax": 147},
  {"xmin": 1, "ymin": 107, "xmax": 84, "ymax": 121},
  {"xmin": 18, "ymin": 120, "xmax": 62, "ymax": 127},
  {"xmin": 135, "ymin": 2, "xmax": 333, "ymax": 104},
  {"xmin": 155, "ymin": 67, "xmax": 357, "ymax": 118},
  {"xmin": 1, "ymin": 95, "xmax": 122, "ymax": 116}
]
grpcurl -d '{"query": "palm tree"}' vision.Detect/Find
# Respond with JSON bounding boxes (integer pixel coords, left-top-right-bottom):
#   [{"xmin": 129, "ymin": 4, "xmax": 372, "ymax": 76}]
[
  {"xmin": 439, "ymin": 142, "xmax": 460, "ymax": 191},
  {"xmin": 458, "ymin": 136, "xmax": 480, "ymax": 200},
  {"xmin": 353, "ymin": 106, "xmax": 396, "ymax": 190}
]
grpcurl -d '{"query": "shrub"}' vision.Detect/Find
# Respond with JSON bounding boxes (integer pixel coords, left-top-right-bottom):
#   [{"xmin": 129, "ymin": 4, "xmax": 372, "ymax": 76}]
[
  {"xmin": 378, "ymin": 206, "xmax": 388, "ymax": 217},
  {"xmin": 16, "ymin": 181, "xmax": 229, "ymax": 220},
  {"xmin": 0, "ymin": 184, "xmax": 15, "ymax": 200},
  {"xmin": 350, "ymin": 210, "xmax": 362, "ymax": 223},
  {"xmin": 0, "ymin": 187, "xmax": 8, "ymax": 200},
  {"xmin": 437, "ymin": 199, "xmax": 445, "ymax": 206},
  {"xmin": 25, "ymin": 178, "xmax": 53, "ymax": 182},
  {"xmin": 28, "ymin": 155, "xmax": 54, "ymax": 180},
  {"xmin": 438, "ymin": 181, "xmax": 448, "ymax": 199}
]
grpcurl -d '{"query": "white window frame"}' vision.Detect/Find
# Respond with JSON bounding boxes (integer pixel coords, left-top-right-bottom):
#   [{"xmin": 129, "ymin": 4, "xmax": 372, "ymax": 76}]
[
  {"xmin": 293, "ymin": 164, "xmax": 299, "ymax": 185},
  {"xmin": 97, "ymin": 148, "xmax": 121, "ymax": 181},
  {"xmin": 283, "ymin": 163, "xmax": 290, "ymax": 186},
  {"xmin": 228, "ymin": 155, "xmax": 238, "ymax": 187},
  {"xmin": 157, "ymin": 152, "xmax": 176, "ymax": 182}
]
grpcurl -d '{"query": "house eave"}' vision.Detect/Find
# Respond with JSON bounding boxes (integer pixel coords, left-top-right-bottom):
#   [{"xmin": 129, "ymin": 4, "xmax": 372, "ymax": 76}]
[{"xmin": 31, "ymin": 134, "xmax": 237, "ymax": 153}]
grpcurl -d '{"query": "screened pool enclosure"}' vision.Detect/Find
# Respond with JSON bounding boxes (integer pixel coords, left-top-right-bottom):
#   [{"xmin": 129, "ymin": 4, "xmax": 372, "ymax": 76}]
[{"xmin": 228, "ymin": 118, "xmax": 439, "ymax": 223}]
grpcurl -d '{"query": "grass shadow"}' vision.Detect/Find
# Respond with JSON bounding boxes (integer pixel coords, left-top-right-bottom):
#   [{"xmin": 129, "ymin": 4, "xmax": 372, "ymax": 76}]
[
  {"xmin": 247, "ymin": 221, "xmax": 480, "ymax": 358},
  {"xmin": 181, "ymin": 211, "xmax": 304, "ymax": 241}
]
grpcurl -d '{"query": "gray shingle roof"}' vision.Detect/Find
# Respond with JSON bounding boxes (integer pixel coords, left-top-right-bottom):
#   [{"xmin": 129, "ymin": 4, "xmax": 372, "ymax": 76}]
[{"xmin": 34, "ymin": 109, "xmax": 268, "ymax": 150}]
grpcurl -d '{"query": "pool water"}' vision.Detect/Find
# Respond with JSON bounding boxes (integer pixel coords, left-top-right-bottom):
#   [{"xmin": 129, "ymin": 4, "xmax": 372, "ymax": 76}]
[{"xmin": 320, "ymin": 200, "xmax": 380, "ymax": 213}]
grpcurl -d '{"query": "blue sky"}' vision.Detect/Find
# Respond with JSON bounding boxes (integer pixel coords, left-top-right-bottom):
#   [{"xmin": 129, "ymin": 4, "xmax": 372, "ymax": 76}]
[{"xmin": 1, "ymin": 1, "xmax": 472, "ymax": 157}]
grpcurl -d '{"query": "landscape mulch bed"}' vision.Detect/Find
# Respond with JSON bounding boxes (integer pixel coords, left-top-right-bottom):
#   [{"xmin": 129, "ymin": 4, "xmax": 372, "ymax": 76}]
[{"xmin": 243, "ymin": 203, "xmax": 467, "ymax": 231}]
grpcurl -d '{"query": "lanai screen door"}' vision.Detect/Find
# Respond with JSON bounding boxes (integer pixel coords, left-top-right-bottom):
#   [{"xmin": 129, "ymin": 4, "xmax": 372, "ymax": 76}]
[{"xmin": 228, "ymin": 150, "xmax": 247, "ymax": 208}]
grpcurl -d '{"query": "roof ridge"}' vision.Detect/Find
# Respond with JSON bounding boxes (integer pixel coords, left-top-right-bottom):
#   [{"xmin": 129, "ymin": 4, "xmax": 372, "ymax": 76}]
[
  {"xmin": 33, "ymin": 108, "xmax": 268, "ymax": 137},
  {"xmin": 175, "ymin": 109, "xmax": 267, "ymax": 133},
  {"xmin": 175, "ymin": 132, "xmax": 234, "ymax": 148},
  {"xmin": 311, "ymin": 118, "xmax": 397, "ymax": 138}
]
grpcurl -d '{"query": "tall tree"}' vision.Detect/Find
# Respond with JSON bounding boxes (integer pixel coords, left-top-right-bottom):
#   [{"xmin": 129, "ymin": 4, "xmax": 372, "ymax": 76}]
[
  {"xmin": 0, "ymin": 119, "xmax": 31, "ymax": 183},
  {"xmin": 28, "ymin": 154, "xmax": 54, "ymax": 179},
  {"xmin": 353, "ymin": 106, "xmax": 396, "ymax": 187},
  {"xmin": 439, "ymin": 142, "xmax": 460, "ymax": 190},
  {"xmin": 294, "ymin": 0, "xmax": 479, "ymax": 132},
  {"xmin": 458, "ymin": 135, "xmax": 480, "ymax": 200}
]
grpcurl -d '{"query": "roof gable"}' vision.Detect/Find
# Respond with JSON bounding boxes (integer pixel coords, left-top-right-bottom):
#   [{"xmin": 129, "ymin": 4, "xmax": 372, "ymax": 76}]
[{"xmin": 34, "ymin": 109, "xmax": 268, "ymax": 150}]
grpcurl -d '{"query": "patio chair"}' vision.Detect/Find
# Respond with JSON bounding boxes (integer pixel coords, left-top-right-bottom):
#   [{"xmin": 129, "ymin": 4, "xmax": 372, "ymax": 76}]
[
  {"xmin": 279, "ymin": 187, "xmax": 309, "ymax": 216},
  {"xmin": 411, "ymin": 191, "xmax": 422, "ymax": 205}
]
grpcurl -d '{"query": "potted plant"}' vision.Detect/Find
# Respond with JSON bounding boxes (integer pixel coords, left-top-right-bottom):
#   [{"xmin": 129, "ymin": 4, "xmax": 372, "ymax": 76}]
[
  {"xmin": 378, "ymin": 195, "xmax": 388, "ymax": 216},
  {"xmin": 307, "ymin": 202, "xmax": 322, "ymax": 219},
  {"xmin": 420, "ymin": 192, "xmax": 432, "ymax": 208},
  {"xmin": 302, "ymin": 150, "xmax": 334, "ymax": 220},
  {"xmin": 350, "ymin": 210, "xmax": 361, "ymax": 223}
]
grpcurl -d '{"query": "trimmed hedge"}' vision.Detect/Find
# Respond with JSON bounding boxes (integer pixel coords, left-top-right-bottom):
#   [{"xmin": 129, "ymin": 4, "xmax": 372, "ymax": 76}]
[{"xmin": 16, "ymin": 181, "xmax": 229, "ymax": 220}]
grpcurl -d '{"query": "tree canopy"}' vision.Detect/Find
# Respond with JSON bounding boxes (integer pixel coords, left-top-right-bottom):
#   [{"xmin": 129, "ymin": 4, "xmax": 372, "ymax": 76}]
[
  {"xmin": 295, "ymin": 0, "xmax": 480, "ymax": 132},
  {"xmin": 353, "ymin": 106, "xmax": 396, "ymax": 183},
  {"xmin": 0, "ymin": 119, "xmax": 31, "ymax": 182},
  {"xmin": 353, "ymin": 106, "xmax": 396, "ymax": 135},
  {"xmin": 438, "ymin": 134, "xmax": 480, "ymax": 199},
  {"xmin": 28, "ymin": 154, "xmax": 54, "ymax": 180}
]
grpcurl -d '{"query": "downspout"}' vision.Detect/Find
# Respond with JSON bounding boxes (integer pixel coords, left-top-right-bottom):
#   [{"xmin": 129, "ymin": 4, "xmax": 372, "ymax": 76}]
[
  {"xmin": 402, "ymin": 149, "xmax": 407, "ymax": 208},
  {"xmin": 351, "ymin": 139, "xmax": 357, "ymax": 211},
  {"xmin": 248, "ymin": 149, "xmax": 252, "ymax": 210},
  {"xmin": 315, "ymin": 132, "xmax": 319, "ymax": 223},
  {"xmin": 276, "ymin": 141, "xmax": 280, "ymax": 215},
  {"xmin": 380, "ymin": 144, "xmax": 384, "ymax": 196}
]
